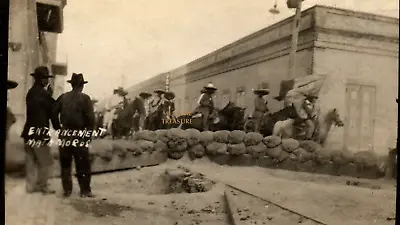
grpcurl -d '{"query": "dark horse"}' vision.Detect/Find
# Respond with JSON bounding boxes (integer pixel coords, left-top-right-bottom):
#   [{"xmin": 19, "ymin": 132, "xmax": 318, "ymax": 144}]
[
  {"xmin": 176, "ymin": 101, "xmax": 246, "ymax": 131},
  {"xmin": 245, "ymin": 105, "xmax": 298, "ymax": 136}
]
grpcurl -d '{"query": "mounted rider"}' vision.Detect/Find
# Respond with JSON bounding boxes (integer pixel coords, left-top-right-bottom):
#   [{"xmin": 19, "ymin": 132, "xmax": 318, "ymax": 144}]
[
  {"xmin": 275, "ymin": 75, "xmax": 325, "ymax": 140},
  {"xmin": 252, "ymin": 82, "xmax": 270, "ymax": 133},
  {"xmin": 162, "ymin": 91, "xmax": 176, "ymax": 120},
  {"xmin": 193, "ymin": 82, "xmax": 217, "ymax": 131}
]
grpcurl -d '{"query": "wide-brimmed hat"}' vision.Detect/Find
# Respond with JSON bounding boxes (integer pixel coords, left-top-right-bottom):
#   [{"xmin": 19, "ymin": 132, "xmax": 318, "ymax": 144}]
[
  {"xmin": 274, "ymin": 79, "xmax": 295, "ymax": 101},
  {"xmin": 139, "ymin": 92, "xmax": 152, "ymax": 98},
  {"xmin": 253, "ymin": 82, "xmax": 270, "ymax": 95},
  {"xmin": 305, "ymin": 95, "xmax": 318, "ymax": 101},
  {"xmin": 200, "ymin": 88, "xmax": 207, "ymax": 93},
  {"xmin": 30, "ymin": 66, "xmax": 53, "ymax": 79},
  {"xmin": 67, "ymin": 73, "xmax": 88, "ymax": 85},
  {"xmin": 154, "ymin": 89, "xmax": 165, "ymax": 94},
  {"xmin": 204, "ymin": 82, "xmax": 217, "ymax": 91},
  {"xmin": 164, "ymin": 91, "xmax": 175, "ymax": 100},
  {"xmin": 7, "ymin": 80, "xmax": 18, "ymax": 89}
]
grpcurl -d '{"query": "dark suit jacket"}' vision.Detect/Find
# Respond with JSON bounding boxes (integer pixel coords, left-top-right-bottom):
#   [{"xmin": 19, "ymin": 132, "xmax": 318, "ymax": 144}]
[
  {"xmin": 52, "ymin": 89, "xmax": 95, "ymax": 130},
  {"xmin": 21, "ymin": 83, "xmax": 60, "ymax": 142}
]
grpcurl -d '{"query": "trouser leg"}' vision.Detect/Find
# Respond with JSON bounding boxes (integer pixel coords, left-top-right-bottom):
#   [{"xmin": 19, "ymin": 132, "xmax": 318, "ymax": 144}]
[
  {"xmin": 59, "ymin": 147, "xmax": 73, "ymax": 193},
  {"xmin": 24, "ymin": 145, "xmax": 38, "ymax": 192},
  {"xmin": 305, "ymin": 119, "xmax": 315, "ymax": 139},
  {"xmin": 34, "ymin": 145, "xmax": 53, "ymax": 190},
  {"xmin": 73, "ymin": 147, "xmax": 92, "ymax": 193},
  {"xmin": 202, "ymin": 111, "xmax": 210, "ymax": 131}
]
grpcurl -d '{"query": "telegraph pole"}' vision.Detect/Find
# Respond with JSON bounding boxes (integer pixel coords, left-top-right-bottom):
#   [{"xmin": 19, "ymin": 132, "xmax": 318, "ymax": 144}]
[{"xmin": 287, "ymin": 0, "xmax": 303, "ymax": 79}]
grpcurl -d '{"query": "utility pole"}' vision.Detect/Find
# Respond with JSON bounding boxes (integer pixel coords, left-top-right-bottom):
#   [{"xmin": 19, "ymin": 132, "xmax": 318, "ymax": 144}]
[{"xmin": 287, "ymin": 0, "xmax": 303, "ymax": 79}]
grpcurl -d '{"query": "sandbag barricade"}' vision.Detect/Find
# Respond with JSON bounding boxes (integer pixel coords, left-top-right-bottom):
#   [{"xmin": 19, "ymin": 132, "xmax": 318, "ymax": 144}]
[{"xmin": 4, "ymin": 129, "xmax": 385, "ymax": 179}]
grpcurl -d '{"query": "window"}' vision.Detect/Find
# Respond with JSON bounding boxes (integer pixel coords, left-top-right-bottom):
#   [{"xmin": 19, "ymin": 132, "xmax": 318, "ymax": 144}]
[
  {"xmin": 236, "ymin": 87, "xmax": 246, "ymax": 108},
  {"xmin": 37, "ymin": 3, "xmax": 63, "ymax": 33},
  {"xmin": 344, "ymin": 83, "xmax": 376, "ymax": 152}
]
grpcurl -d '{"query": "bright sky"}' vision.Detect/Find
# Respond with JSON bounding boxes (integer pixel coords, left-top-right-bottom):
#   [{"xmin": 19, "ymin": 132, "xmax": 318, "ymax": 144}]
[{"xmin": 56, "ymin": 0, "xmax": 399, "ymax": 100}]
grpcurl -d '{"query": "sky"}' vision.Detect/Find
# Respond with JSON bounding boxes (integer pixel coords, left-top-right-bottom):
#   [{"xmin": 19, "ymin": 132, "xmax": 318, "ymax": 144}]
[{"xmin": 56, "ymin": 0, "xmax": 399, "ymax": 101}]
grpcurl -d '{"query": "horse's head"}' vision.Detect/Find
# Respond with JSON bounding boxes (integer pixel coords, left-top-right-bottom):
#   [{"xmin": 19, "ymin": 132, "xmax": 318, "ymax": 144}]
[{"xmin": 328, "ymin": 108, "xmax": 344, "ymax": 127}]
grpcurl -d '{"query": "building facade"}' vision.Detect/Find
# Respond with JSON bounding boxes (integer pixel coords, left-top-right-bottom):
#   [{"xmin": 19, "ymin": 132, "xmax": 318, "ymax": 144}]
[
  {"xmin": 8, "ymin": 0, "xmax": 68, "ymax": 139},
  {"xmin": 105, "ymin": 5, "xmax": 399, "ymax": 155}
]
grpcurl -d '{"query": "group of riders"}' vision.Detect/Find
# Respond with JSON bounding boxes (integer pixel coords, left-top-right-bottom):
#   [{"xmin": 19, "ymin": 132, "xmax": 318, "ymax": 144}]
[{"xmin": 96, "ymin": 75, "xmax": 332, "ymax": 141}]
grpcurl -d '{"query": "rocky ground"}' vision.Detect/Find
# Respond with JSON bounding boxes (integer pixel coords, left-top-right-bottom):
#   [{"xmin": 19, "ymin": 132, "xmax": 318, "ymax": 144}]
[{"xmin": 5, "ymin": 157, "xmax": 397, "ymax": 225}]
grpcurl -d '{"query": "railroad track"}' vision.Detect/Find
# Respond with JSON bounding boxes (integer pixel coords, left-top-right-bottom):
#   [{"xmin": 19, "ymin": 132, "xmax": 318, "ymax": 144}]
[{"xmin": 177, "ymin": 165, "xmax": 327, "ymax": 225}]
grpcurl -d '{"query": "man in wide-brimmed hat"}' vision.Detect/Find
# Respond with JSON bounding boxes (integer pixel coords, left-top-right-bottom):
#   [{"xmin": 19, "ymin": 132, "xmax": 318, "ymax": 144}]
[
  {"xmin": 147, "ymin": 89, "xmax": 166, "ymax": 130},
  {"xmin": 7, "ymin": 80, "xmax": 18, "ymax": 140},
  {"xmin": 162, "ymin": 91, "xmax": 176, "ymax": 121},
  {"xmin": 193, "ymin": 82, "xmax": 218, "ymax": 131},
  {"xmin": 52, "ymin": 73, "xmax": 96, "ymax": 198},
  {"xmin": 131, "ymin": 92, "xmax": 152, "ymax": 131},
  {"xmin": 252, "ymin": 82, "xmax": 270, "ymax": 133},
  {"xmin": 20, "ymin": 66, "xmax": 59, "ymax": 195}
]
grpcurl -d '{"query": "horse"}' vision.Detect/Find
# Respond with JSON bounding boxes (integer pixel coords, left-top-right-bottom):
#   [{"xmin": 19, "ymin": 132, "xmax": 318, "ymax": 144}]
[
  {"xmin": 211, "ymin": 101, "xmax": 246, "ymax": 131},
  {"xmin": 177, "ymin": 101, "xmax": 245, "ymax": 131},
  {"xmin": 244, "ymin": 105, "xmax": 298, "ymax": 136},
  {"xmin": 273, "ymin": 108, "xmax": 344, "ymax": 145}
]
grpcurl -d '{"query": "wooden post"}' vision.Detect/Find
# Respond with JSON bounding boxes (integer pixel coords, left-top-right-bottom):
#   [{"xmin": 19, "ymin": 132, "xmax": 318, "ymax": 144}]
[{"xmin": 288, "ymin": 0, "xmax": 302, "ymax": 79}]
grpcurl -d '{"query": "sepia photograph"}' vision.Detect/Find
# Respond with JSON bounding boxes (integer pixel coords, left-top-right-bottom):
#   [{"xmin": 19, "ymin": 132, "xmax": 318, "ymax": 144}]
[{"xmin": 5, "ymin": 0, "xmax": 399, "ymax": 224}]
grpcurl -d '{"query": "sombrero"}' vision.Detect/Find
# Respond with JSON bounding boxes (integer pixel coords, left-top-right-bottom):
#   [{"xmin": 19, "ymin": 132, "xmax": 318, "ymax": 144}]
[
  {"xmin": 274, "ymin": 79, "xmax": 295, "ymax": 101},
  {"xmin": 253, "ymin": 82, "xmax": 270, "ymax": 95},
  {"xmin": 139, "ymin": 92, "xmax": 152, "ymax": 98},
  {"xmin": 204, "ymin": 82, "xmax": 217, "ymax": 91},
  {"xmin": 154, "ymin": 89, "xmax": 165, "ymax": 94},
  {"xmin": 7, "ymin": 80, "xmax": 18, "ymax": 89},
  {"xmin": 200, "ymin": 88, "xmax": 207, "ymax": 93},
  {"xmin": 164, "ymin": 91, "xmax": 175, "ymax": 100}
]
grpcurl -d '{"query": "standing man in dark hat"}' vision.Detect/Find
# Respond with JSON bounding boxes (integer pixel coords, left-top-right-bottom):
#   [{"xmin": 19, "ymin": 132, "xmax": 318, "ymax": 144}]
[
  {"xmin": 52, "ymin": 73, "xmax": 96, "ymax": 198},
  {"xmin": 21, "ymin": 66, "xmax": 59, "ymax": 194},
  {"xmin": 7, "ymin": 80, "xmax": 18, "ymax": 140},
  {"xmin": 194, "ymin": 82, "xmax": 217, "ymax": 131},
  {"xmin": 132, "ymin": 92, "xmax": 152, "ymax": 131},
  {"xmin": 148, "ymin": 89, "xmax": 165, "ymax": 130},
  {"xmin": 252, "ymin": 83, "xmax": 270, "ymax": 133}
]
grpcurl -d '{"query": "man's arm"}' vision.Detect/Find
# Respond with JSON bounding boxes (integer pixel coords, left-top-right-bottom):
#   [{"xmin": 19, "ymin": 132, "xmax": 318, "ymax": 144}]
[
  {"xmin": 51, "ymin": 94, "xmax": 62, "ymax": 130},
  {"xmin": 82, "ymin": 95, "xmax": 96, "ymax": 129}
]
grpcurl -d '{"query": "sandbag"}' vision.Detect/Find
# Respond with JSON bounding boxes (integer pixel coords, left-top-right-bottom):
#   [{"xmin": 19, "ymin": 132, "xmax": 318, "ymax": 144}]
[
  {"xmin": 167, "ymin": 140, "xmax": 188, "ymax": 152},
  {"xmin": 227, "ymin": 143, "xmax": 246, "ymax": 156},
  {"xmin": 263, "ymin": 136, "xmax": 282, "ymax": 148},
  {"xmin": 353, "ymin": 151, "xmax": 378, "ymax": 168},
  {"xmin": 199, "ymin": 131, "xmax": 215, "ymax": 146},
  {"xmin": 155, "ymin": 129, "xmax": 169, "ymax": 143},
  {"xmin": 214, "ymin": 130, "xmax": 230, "ymax": 143},
  {"xmin": 186, "ymin": 129, "xmax": 201, "ymax": 147},
  {"xmin": 293, "ymin": 148, "xmax": 313, "ymax": 162},
  {"xmin": 266, "ymin": 145, "xmax": 283, "ymax": 158},
  {"xmin": 90, "ymin": 139, "xmax": 114, "ymax": 156},
  {"xmin": 167, "ymin": 128, "xmax": 188, "ymax": 141},
  {"xmin": 244, "ymin": 132, "xmax": 263, "ymax": 146},
  {"xmin": 134, "ymin": 130, "xmax": 158, "ymax": 142},
  {"xmin": 112, "ymin": 140, "xmax": 129, "ymax": 157},
  {"xmin": 136, "ymin": 140, "xmax": 155, "ymax": 153},
  {"xmin": 125, "ymin": 141, "xmax": 143, "ymax": 155},
  {"xmin": 246, "ymin": 142, "xmax": 267, "ymax": 157},
  {"xmin": 168, "ymin": 151, "xmax": 185, "ymax": 160},
  {"xmin": 300, "ymin": 140, "xmax": 322, "ymax": 153},
  {"xmin": 5, "ymin": 141, "xmax": 25, "ymax": 173},
  {"xmin": 313, "ymin": 148, "xmax": 333, "ymax": 164},
  {"xmin": 189, "ymin": 144, "xmax": 206, "ymax": 158},
  {"xmin": 154, "ymin": 140, "xmax": 168, "ymax": 152},
  {"xmin": 331, "ymin": 150, "xmax": 353, "ymax": 165},
  {"xmin": 277, "ymin": 150, "xmax": 290, "ymax": 162},
  {"xmin": 229, "ymin": 130, "xmax": 246, "ymax": 144},
  {"xmin": 281, "ymin": 138, "xmax": 300, "ymax": 153},
  {"xmin": 206, "ymin": 142, "xmax": 228, "ymax": 156}
]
